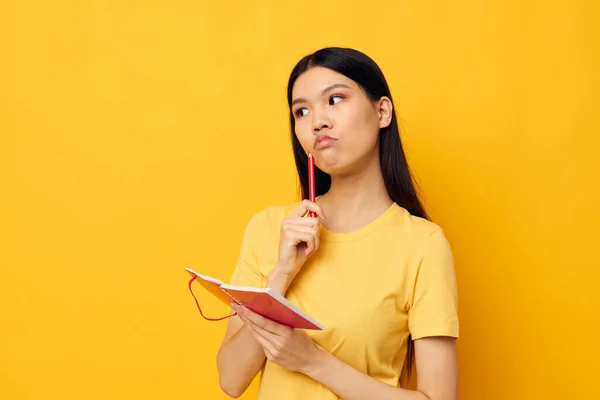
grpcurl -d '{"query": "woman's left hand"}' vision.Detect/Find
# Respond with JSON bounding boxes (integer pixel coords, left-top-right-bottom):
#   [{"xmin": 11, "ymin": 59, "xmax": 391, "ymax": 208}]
[{"xmin": 232, "ymin": 303, "xmax": 323, "ymax": 374}]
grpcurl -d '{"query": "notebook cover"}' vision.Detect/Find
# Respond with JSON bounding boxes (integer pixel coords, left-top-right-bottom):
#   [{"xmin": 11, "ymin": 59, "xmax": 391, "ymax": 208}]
[{"xmin": 222, "ymin": 287, "xmax": 324, "ymax": 330}]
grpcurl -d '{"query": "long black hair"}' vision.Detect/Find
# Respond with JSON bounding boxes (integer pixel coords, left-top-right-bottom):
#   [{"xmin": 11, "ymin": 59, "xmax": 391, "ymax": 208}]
[
  {"xmin": 286, "ymin": 47, "xmax": 428, "ymax": 221},
  {"xmin": 285, "ymin": 47, "xmax": 429, "ymax": 377}
]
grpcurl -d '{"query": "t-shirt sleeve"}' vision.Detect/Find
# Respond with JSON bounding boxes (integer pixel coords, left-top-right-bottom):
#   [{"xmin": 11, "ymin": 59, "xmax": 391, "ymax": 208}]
[
  {"xmin": 228, "ymin": 213, "xmax": 267, "ymax": 288},
  {"xmin": 407, "ymin": 228, "xmax": 459, "ymax": 339}
]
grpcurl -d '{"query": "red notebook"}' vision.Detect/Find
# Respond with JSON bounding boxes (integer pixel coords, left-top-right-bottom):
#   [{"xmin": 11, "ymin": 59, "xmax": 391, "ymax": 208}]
[{"xmin": 185, "ymin": 268, "xmax": 324, "ymax": 330}]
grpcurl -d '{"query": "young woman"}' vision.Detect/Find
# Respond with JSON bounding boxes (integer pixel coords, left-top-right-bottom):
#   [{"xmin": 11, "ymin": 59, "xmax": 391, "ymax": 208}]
[{"xmin": 216, "ymin": 47, "xmax": 459, "ymax": 400}]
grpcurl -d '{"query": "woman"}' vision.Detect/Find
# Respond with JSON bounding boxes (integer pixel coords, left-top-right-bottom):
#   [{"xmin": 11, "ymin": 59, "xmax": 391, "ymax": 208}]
[{"xmin": 216, "ymin": 47, "xmax": 459, "ymax": 400}]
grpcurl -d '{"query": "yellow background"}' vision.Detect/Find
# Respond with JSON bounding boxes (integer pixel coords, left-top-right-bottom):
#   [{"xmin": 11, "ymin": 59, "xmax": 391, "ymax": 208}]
[{"xmin": 1, "ymin": 1, "xmax": 598, "ymax": 399}]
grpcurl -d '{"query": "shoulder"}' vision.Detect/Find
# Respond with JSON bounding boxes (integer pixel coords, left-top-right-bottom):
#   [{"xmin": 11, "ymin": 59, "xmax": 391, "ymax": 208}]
[
  {"xmin": 249, "ymin": 202, "xmax": 299, "ymax": 224},
  {"xmin": 253, "ymin": 202, "xmax": 299, "ymax": 221},
  {"xmin": 391, "ymin": 205, "xmax": 449, "ymax": 248},
  {"xmin": 243, "ymin": 201, "xmax": 300, "ymax": 235},
  {"xmin": 239, "ymin": 202, "xmax": 300, "ymax": 264},
  {"xmin": 396, "ymin": 212, "xmax": 455, "ymax": 283},
  {"xmin": 383, "ymin": 206, "xmax": 455, "ymax": 273}
]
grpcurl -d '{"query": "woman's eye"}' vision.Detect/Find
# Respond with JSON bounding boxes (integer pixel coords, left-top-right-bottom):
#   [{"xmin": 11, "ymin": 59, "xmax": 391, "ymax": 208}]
[
  {"xmin": 295, "ymin": 108, "xmax": 309, "ymax": 117},
  {"xmin": 329, "ymin": 95, "xmax": 343, "ymax": 105}
]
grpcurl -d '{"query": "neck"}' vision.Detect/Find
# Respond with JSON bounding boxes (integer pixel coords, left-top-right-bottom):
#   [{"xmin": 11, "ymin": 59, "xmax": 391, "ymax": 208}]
[{"xmin": 317, "ymin": 154, "xmax": 393, "ymax": 233}]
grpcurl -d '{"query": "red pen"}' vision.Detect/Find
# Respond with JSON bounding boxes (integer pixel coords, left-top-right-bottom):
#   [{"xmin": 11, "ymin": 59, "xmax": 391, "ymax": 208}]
[{"xmin": 308, "ymin": 153, "xmax": 316, "ymax": 218}]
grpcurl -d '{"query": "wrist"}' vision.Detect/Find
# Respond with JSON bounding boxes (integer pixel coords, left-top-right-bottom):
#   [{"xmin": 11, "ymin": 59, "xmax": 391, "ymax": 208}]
[
  {"xmin": 266, "ymin": 267, "xmax": 296, "ymax": 295},
  {"xmin": 303, "ymin": 344, "xmax": 332, "ymax": 379}
]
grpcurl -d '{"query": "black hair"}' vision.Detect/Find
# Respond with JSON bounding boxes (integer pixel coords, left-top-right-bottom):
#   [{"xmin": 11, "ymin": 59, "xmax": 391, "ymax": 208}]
[{"xmin": 286, "ymin": 47, "xmax": 430, "ymax": 378}]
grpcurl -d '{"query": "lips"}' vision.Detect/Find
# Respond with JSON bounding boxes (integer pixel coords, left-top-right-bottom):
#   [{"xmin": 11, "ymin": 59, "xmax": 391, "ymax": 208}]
[{"xmin": 314, "ymin": 134, "xmax": 337, "ymax": 150}]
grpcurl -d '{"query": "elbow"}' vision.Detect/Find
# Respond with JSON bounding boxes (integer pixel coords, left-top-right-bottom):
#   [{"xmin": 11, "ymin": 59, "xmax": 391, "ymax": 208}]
[
  {"xmin": 418, "ymin": 391, "xmax": 457, "ymax": 400},
  {"xmin": 219, "ymin": 384, "xmax": 242, "ymax": 399},
  {"xmin": 217, "ymin": 358, "xmax": 246, "ymax": 398},
  {"xmin": 218, "ymin": 375, "xmax": 245, "ymax": 399}
]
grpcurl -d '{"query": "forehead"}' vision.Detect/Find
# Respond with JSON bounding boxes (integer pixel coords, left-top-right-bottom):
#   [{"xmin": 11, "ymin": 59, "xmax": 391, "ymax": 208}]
[{"xmin": 291, "ymin": 66, "xmax": 358, "ymax": 99}]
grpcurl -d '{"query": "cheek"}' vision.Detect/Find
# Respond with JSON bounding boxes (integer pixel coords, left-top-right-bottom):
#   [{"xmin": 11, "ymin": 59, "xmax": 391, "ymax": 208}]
[
  {"xmin": 339, "ymin": 106, "xmax": 379, "ymax": 147},
  {"xmin": 293, "ymin": 120, "xmax": 313, "ymax": 150}
]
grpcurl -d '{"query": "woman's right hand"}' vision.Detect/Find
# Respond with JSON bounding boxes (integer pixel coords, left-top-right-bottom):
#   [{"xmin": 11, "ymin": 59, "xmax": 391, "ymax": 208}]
[{"xmin": 275, "ymin": 200, "xmax": 326, "ymax": 279}]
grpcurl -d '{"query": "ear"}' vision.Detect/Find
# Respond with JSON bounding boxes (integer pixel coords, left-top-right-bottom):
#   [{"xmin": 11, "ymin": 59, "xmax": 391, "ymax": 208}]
[{"xmin": 377, "ymin": 96, "xmax": 393, "ymax": 129}]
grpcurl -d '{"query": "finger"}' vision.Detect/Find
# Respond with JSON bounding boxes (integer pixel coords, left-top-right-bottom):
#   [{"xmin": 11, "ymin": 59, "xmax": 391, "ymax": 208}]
[
  {"xmin": 308, "ymin": 233, "xmax": 319, "ymax": 256},
  {"xmin": 282, "ymin": 217, "xmax": 320, "ymax": 228},
  {"xmin": 283, "ymin": 227, "xmax": 319, "ymax": 255},
  {"xmin": 246, "ymin": 324, "xmax": 277, "ymax": 357},
  {"xmin": 239, "ymin": 306, "xmax": 289, "ymax": 336},
  {"xmin": 241, "ymin": 316, "xmax": 286, "ymax": 357},
  {"xmin": 282, "ymin": 225, "xmax": 319, "ymax": 254},
  {"xmin": 283, "ymin": 226, "xmax": 319, "ymax": 248},
  {"xmin": 239, "ymin": 306, "xmax": 291, "ymax": 336},
  {"xmin": 243, "ymin": 314, "xmax": 278, "ymax": 340},
  {"xmin": 303, "ymin": 233, "xmax": 316, "ymax": 256},
  {"xmin": 282, "ymin": 224, "xmax": 319, "ymax": 238},
  {"xmin": 285, "ymin": 230, "xmax": 317, "ymax": 253},
  {"xmin": 293, "ymin": 200, "xmax": 326, "ymax": 219}
]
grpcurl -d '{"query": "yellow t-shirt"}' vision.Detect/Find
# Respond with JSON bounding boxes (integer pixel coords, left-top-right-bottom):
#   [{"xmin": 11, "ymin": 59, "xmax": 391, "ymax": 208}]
[{"xmin": 229, "ymin": 201, "xmax": 459, "ymax": 400}]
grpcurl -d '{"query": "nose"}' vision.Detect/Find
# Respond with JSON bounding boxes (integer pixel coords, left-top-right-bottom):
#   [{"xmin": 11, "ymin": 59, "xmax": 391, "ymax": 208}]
[{"xmin": 311, "ymin": 107, "xmax": 332, "ymax": 134}]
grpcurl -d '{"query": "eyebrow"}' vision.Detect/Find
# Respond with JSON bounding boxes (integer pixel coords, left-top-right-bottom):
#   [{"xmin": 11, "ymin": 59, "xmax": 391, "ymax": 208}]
[{"xmin": 291, "ymin": 83, "xmax": 352, "ymax": 107}]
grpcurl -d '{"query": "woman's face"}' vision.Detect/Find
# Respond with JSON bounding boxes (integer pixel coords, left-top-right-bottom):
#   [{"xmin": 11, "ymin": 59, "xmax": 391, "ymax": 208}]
[{"xmin": 291, "ymin": 66, "xmax": 392, "ymax": 175}]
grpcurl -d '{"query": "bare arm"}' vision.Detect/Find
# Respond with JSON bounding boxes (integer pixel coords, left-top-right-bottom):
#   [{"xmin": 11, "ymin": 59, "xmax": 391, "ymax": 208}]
[
  {"xmin": 216, "ymin": 269, "xmax": 294, "ymax": 398},
  {"xmin": 217, "ymin": 200, "xmax": 324, "ymax": 397},
  {"xmin": 305, "ymin": 336, "xmax": 458, "ymax": 400},
  {"xmin": 235, "ymin": 302, "xmax": 458, "ymax": 400}
]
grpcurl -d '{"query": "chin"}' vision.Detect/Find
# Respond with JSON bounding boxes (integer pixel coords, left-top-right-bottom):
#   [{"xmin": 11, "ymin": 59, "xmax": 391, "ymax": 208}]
[
  {"xmin": 316, "ymin": 153, "xmax": 354, "ymax": 176},
  {"xmin": 315, "ymin": 147, "xmax": 378, "ymax": 176}
]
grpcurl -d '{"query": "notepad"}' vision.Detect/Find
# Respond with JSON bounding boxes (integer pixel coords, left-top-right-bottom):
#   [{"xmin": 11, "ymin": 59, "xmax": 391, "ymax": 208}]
[{"xmin": 185, "ymin": 268, "xmax": 324, "ymax": 330}]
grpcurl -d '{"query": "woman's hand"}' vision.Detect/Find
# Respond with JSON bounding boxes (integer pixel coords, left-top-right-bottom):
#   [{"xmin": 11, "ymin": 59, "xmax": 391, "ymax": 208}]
[
  {"xmin": 232, "ymin": 303, "xmax": 324, "ymax": 374},
  {"xmin": 276, "ymin": 200, "xmax": 326, "ymax": 278}
]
